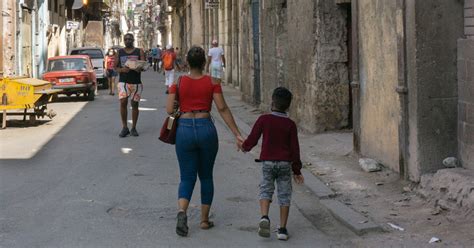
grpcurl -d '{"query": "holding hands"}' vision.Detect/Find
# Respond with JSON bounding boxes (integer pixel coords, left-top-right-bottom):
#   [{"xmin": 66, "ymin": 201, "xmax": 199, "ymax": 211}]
[
  {"xmin": 293, "ymin": 174, "xmax": 304, "ymax": 184},
  {"xmin": 236, "ymin": 135, "xmax": 245, "ymax": 152}
]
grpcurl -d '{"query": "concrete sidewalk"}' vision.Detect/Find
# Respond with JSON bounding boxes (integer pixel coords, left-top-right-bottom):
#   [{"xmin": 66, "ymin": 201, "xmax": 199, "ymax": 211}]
[
  {"xmin": 217, "ymin": 84, "xmax": 474, "ymax": 246},
  {"xmin": 215, "ymin": 85, "xmax": 381, "ymax": 235}
]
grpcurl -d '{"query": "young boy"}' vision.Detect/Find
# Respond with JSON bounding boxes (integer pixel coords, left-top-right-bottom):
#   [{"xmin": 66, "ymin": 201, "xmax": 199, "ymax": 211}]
[{"xmin": 241, "ymin": 87, "xmax": 304, "ymax": 241}]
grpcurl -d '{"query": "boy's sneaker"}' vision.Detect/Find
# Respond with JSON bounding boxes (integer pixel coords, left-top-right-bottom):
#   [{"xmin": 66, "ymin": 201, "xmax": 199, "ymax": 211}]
[
  {"xmin": 258, "ymin": 217, "xmax": 271, "ymax": 238},
  {"xmin": 130, "ymin": 128, "xmax": 139, "ymax": 137},
  {"xmin": 119, "ymin": 127, "xmax": 130, "ymax": 138},
  {"xmin": 277, "ymin": 227, "xmax": 289, "ymax": 241}
]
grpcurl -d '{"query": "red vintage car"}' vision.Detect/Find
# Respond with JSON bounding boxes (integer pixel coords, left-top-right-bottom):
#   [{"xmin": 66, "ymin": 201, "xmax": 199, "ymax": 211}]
[{"xmin": 43, "ymin": 55, "xmax": 97, "ymax": 101}]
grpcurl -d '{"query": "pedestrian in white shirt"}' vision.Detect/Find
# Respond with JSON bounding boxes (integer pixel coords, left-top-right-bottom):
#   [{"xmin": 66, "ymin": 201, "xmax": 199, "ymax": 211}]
[{"xmin": 206, "ymin": 40, "xmax": 226, "ymax": 84}]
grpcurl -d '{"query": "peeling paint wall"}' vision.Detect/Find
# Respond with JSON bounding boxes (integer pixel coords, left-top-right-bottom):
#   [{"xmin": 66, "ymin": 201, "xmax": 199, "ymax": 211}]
[{"xmin": 358, "ymin": 0, "xmax": 400, "ymax": 172}]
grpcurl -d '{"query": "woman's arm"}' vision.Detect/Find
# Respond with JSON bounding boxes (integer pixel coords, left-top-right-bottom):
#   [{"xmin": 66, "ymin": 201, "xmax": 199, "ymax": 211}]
[
  {"xmin": 213, "ymin": 93, "xmax": 242, "ymax": 139},
  {"xmin": 166, "ymin": 91, "xmax": 177, "ymax": 115}
]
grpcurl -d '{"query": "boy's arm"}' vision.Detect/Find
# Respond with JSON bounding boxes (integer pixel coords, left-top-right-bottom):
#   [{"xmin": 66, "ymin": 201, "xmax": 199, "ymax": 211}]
[
  {"xmin": 290, "ymin": 122, "xmax": 302, "ymax": 175},
  {"xmin": 241, "ymin": 116, "xmax": 264, "ymax": 152}
]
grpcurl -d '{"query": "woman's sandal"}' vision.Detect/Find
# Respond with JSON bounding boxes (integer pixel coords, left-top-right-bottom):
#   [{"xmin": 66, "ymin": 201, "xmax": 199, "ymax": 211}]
[
  {"xmin": 200, "ymin": 220, "xmax": 215, "ymax": 230},
  {"xmin": 176, "ymin": 211, "xmax": 188, "ymax": 237}
]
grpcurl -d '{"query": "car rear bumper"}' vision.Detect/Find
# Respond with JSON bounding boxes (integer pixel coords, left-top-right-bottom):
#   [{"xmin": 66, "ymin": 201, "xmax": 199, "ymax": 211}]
[{"xmin": 53, "ymin": 83, "xmax": 94, "ymax": 92}]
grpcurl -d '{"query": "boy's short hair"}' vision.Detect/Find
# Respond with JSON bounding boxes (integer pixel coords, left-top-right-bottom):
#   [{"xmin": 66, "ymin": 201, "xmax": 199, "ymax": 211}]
[{"xmin": 272, "ymin": 87, "xmax": 292, "ymax": 111}]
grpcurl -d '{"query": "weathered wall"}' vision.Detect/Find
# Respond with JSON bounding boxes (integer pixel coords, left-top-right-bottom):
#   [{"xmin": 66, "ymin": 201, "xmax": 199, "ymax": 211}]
[
  {"xmin": 458, "ymin": 39, "xmax": 474, "ymax": 170},
  {"xmin": 407, "ymin": 0, "xmax": 463, "ymax": 180},
  {"xmin": 458, "ymin": 0, "xmax": 474, "ymax": 170},
  {"xmin": 260, "ymin": 1, "xmax": 287, "ymax": 111},
  {"xmin": 2, "ymin": 0, "xmax": 17, "ymax": 76},
  {"xmin": 185, "ymin": 0, "xmax": 204, "ymax": 47},
  {"xmin": 358, "ymin": 0, "xmax": 400, "ymax": 172},
  {"xmin": 286, "ymin": 0, "xmax": 349, "ymax": 133},
  {"xmin": 238, "ymin": 1, "xmax": 255, "ymax": 104},
  {"xmin": 466, "ymin": 0, "xmax": 474, "ymax": 39}
]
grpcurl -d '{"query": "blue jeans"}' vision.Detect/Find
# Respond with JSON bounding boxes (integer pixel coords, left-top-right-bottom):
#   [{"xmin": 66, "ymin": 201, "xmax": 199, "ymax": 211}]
[{"xmin": 175, "ymin": 118, "xmax": 219, "ymax": 205}]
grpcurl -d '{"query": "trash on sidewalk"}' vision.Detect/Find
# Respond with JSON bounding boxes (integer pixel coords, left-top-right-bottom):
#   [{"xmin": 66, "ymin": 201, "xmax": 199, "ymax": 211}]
[
  {"xmin": 387, "ymin": 222, "xmax": 405, "ymax": 231},
  {"xmin": 429, "ymin": 237, "xmax": 441, "ymax": 243},
  {"xmin": 403, "ymin": 186, "xmax": 412, "ymax": 192},
  {"xmin": 431, "ymin": 207, "xmax": 442, "ymax": 215},
  {"xmin": 442, "ymin": 157, "xmax": 458, "ymax": 168},
  {"xmin": 375, "ymin": 182, "xmax": 384, "ymax": 186},
  {"xmin": 359, "ymin": 158, "xmax": 382, "ymax": 172},
  {"xmin": 303, "ymin": 162, "xmax": 312, "ymax": 167}
]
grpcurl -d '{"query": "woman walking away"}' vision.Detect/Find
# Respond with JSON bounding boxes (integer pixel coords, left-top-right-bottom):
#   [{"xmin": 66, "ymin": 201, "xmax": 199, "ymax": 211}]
[
  {"xmin": 166, "ymin": 46, "xmax": 244, "ymax": 237},
  {"xmin": 105, "ymin": 48, "xmax": 117, "ymax": 95}
]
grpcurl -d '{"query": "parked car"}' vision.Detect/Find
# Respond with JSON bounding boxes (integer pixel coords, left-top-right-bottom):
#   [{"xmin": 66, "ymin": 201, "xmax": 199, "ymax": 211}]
[
  {"xmin": 69, "ymin": 47, "xmax": 107, "ymax": 89},
  {"xmin": 42, "ymin": 55, "xmax": 97, "ymax": 101}
]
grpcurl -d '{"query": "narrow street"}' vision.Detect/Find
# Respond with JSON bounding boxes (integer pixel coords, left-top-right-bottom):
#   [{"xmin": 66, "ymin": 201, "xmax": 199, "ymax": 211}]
[{"xmin": 0, "ymin": 71, "xmax": 355, "ymax": 247}]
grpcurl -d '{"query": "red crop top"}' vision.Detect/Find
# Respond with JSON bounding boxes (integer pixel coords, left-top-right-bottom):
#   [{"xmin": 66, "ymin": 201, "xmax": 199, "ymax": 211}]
[{"xmin": 169, "ymin": 75, "xmax": 222, "ymax": 113}]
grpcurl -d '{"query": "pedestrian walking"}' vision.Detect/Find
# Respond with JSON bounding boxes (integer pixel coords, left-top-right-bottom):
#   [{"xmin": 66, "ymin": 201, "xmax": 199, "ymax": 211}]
[
  {"xmin": 206, "ymin": 39, "xmax": 226, "ymax": 84},
  {"xmin": 115, "ymin": 33, "xmax": 145, "ymax": 138},
  {"xmin": 151, "ymin": 45, "xmax": 162, "ymax": 72},
  {"xmin": 175, "ymin": 47, "xmax": 183, "ymax": 72},
  {"xmin": 105, "ymin": 48, "xmax": 117, "ymax": 95},
  {"xmin": 147, "ymin": 49, "xmax": 153, "ymax": 66},
  {"xmin": 240, "ymin": 87, "xmax": 304, "ymax": 241},
  {"xmin": 166, "ymin": 46, "xmax": 244, "ymax": 237},
  {"xmin": 162, "ymin": 45, "xmax": 177, "ymax": 94}
]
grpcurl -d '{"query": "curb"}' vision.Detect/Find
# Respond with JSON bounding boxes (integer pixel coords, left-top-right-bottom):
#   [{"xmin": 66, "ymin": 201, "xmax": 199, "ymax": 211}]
[{"xmin": 216, "ymin": 85, "xmax": 382, "ymax": 235}]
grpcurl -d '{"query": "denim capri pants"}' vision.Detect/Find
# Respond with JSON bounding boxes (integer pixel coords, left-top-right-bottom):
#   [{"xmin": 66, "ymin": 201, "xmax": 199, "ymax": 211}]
[{"xmin": 175, "ymin": 118, "xmax": 219, "ymax": 205}]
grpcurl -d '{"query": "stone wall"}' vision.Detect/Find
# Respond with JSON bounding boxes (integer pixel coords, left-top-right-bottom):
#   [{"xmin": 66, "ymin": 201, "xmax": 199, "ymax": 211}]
[
  {"xmin": 458, "ymin": 40, "xmax": 474, "ymax": 170},
  {"xmin": 358, "ymin": 0, "xmax": 400, "ymax": 172},
  {"xmin": 466, "ymin": 0, "xmax": 474, "ymax": 39},
  {"xmin": 407, "ymin": 0, "xmax": 464, "ymax": 180},
  {"xmin": 238, "ymin": 1, "xmax": 256, "ymax": 105},
  {"xmin": 458, "ymin": 0, "xmax": 474, "ymax": 170},
  {"xmin": 258, "ymin": 0, "xmax": 350, "ymax": 133}
]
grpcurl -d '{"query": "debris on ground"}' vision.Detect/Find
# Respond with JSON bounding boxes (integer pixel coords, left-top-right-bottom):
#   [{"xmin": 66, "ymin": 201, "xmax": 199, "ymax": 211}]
[
  {"xmin": 429, "ymin": 237, "xmax": 441, "ymax": 243},
  {"xmin": 375, "ymin": 182, "xmax": 384, "ymax": 186},
  {"xmin": 387, "ymin": 222, "xmax": 405, "ymax": 231},
  {"xmin": 442, "ymin": 157, "xmax": 458, "ymax": 168},
  {"xmin": 359, "ymin": 158, "xmax": 382, "ymax": 172},
  {"xmin": 402, "ymin": 186, "xmax": 411, "ymax": 192}
]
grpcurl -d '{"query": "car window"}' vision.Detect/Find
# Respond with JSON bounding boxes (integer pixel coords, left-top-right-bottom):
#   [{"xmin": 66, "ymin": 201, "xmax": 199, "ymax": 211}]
[
  {"xmin": 47, "ymin": 59, "xmax": 88, "ymax": 71},
  {"xmin": 70, "ymin": 49, "xmax": 104, "ymax": 59}
]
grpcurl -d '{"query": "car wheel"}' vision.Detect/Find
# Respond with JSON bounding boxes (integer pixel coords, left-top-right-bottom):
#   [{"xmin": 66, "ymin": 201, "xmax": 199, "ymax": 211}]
[
  {"xmin": 87, "ymin": 89, "xmax": 95, "ymax": 101},
  {"xmin": 51, "ymin": 93, "xmax": 58, "ymax": 102}
]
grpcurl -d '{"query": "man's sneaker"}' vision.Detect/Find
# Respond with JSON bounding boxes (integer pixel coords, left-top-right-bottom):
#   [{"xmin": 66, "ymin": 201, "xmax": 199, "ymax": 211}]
[
  {"xmin": 130, "ymin": 128, "xmax": 139, "ymax": 137},
  {"xmin": 258, "ymin": 217, "xmax": 271, "ymax": 238},
  {"xmin": 119, "ymin": 127, "xmax": 130, "ymax": 138},
  {"xmin": 277, "ymin": 227, "xmax": 289, "ymax": 241}
]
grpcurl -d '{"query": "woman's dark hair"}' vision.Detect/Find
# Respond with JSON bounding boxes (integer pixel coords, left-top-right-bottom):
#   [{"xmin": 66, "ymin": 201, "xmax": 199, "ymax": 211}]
[
  {"xmin": 187, "ymin": 46, "xmax": 206, "ymax": 71},
  {"xmin": 272, "ymin": 87, "xmax": 293, "ymax": 111}
]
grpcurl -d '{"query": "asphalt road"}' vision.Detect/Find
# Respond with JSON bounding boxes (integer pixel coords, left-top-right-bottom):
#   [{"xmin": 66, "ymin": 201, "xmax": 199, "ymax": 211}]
[{"xmin": 0, "ymin": 71, "xmax": 354, "ymax": 247}]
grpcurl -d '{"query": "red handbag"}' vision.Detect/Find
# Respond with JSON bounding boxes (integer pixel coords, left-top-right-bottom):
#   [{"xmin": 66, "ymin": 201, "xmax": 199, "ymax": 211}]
[{"xmin": 159, "ymin": 77, "xmax": 181, "ymax": 144}]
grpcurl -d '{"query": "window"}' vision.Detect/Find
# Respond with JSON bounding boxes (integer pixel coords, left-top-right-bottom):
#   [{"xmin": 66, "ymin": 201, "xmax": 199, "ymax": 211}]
[
  {"xmin": 55, "ymin": 0, "xmax": 58, "ymax": 13},
  {"xmin": 47, "ymin": 58, "xmax": 87, "ymax": 72},
  {"xmin": 70, "ymin": 49, "xmax": 104, "ymax": 59}
]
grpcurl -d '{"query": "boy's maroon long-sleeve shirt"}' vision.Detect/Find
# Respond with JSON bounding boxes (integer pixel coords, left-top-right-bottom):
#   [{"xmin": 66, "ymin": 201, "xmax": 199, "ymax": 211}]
[{"xmin": 242, "ymin": 114, "xmax": 302, "ymax": 175}]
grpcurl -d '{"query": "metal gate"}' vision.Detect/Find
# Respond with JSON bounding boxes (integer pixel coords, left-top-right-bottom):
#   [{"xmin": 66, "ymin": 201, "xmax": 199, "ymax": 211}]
[{"xmin": 251, "ymin": 0, "xmax": 261, "ymax": 104}]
